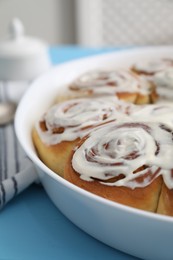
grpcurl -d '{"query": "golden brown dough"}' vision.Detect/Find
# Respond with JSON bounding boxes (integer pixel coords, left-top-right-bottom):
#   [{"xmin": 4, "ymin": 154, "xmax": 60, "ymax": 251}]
[
  {"xmin": 32, "ymin": 127, "xmax": 79, "ymax": 177},
  {"xmin": 65, "ymin": 151, "xmax": 163, "ymax": 212},
  {"xmin": 135, "ymin": 86, "xmax": 158, "ymax": 104},
  {"xmin": 157, "ymin": 182, "xmax": 173, "ymax": 216}
]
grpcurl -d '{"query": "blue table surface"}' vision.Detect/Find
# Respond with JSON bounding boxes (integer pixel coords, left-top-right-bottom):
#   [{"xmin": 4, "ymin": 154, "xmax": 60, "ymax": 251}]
[{"xmin": 0, "ymin": 46, "xmax": 139, "ymax": 260}]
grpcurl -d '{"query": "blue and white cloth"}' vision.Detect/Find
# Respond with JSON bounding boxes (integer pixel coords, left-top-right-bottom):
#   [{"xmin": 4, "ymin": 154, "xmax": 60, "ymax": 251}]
[{"xmin": 0, "ymin": 82, "xmax": 38, "ymax": 209}]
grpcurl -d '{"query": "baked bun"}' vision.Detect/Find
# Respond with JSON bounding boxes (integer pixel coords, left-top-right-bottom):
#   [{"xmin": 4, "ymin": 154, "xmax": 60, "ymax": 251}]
[
  {"xmin": 58, "ymin": 69, "xmax": 158, "ymax": 105},
  {"xmin": 153, "ymin": 68, "xmax": 173, "ymax": 100},
  {"xmin": 32, "ymin": 97, "xmax": 134, "ymax": 177},
  {"xmin": 32, "ymin": 129, "xmax": 78, "ymax": 178},
  {"xmin": 131, "ymin": 58, "xmax": 173, "ymax": 76},
  {"xmin": 64, "ymin": 121, "xmax": 173, "ymax": 215},
  {"xmin": 132, "ymin": 59, "xmax": 173, "ymax": 101},
  {"xmin": 157, "ymin": 183, "xmax": 173, "ymax": 216}
]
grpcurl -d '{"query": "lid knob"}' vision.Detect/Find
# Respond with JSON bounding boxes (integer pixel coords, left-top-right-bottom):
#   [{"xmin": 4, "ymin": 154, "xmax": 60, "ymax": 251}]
[{"xmin": 9, "ymin": 18, "xmax": 25, "ymax": 40}]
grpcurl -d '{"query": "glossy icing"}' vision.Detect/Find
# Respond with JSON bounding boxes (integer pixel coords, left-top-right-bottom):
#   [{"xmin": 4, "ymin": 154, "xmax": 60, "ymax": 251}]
[
  {"xmin": 154, "ymin": 68, "xmax": 173, "ymax": 98},
  {"xmin": 69, "ymin": 69, "xmax": 150, "ymax": 95},
  {"xmin": 132, "ymin": 59, "xmax": 173, "ymax": 74},
  {"xmin": 36, "ymin": 97, "xmax": 133, "ymax": 144}
]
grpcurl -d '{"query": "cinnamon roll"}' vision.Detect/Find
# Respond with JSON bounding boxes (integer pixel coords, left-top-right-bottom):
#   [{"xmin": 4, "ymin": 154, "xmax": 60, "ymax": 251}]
[
  {"xmin": 64, "ymin": 121, "xmax": 173, "ymax": 215},
  {"xmin": 32, "ymin": 97, "xmax": 132, "ymax": 177},
  {"xmin": 132, "ymin": 59, "xmax": 173, "ymax": 100},
  {"xmin": 63, "ymin": 69, "xmax": 158, "ymax": 105},
  {"xmin": 131, "ymin": 59, "xmax": 173, "ymax": 76},
  {"xmin": 153, "ymin": 68, "xmax": 173, "ymax": 100}
]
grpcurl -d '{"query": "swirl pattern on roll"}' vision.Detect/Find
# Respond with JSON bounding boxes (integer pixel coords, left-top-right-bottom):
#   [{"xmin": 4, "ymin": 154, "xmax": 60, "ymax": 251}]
[
  {"xmin": 153, "ymin": 68, "xmax": 173, "ymax": 99},
  {"xmin": 36, "ymin": 97, "xmax": 134, "ymax": 145},
  {"xmin": 131, "ymin": 103, "xmax": 173, "ymax": 125},
  {"xmin": 132, "ymin": 59, "xmax": 173, "ymax": 75},
  {"xmin": 72, "ymin": 121, "xmax": 173, "ymax": 189},
  {"xmin": 69, "ymin": 69, "xmax": 150, "ymax": 95},
  {"xmin": 132, "ymin": 58, "xmax": 173, "ymax": 100}
]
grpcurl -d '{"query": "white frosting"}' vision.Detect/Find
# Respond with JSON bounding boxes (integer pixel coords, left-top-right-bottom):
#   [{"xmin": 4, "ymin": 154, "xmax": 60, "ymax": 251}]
[
  {"xmin": 133, "ymin": 59, "xmax": 173, "ymax": 74},
  {"xmin": 131, "ymin": 103, "xmax": 173, "ymax": 128},
  {"xmin": 133, "ymin": 59, "xmax": 173, "ymax": 100},
  {"xmin": 72, "ymin": 121, "xmax": 173, "ymax": 189},
  {"xmin": 70, "ymin": 70, "xmax": 150, "ymax": 95},
  {"xmin": 153, "ymin": 68, "xmax": 173, "ymax": 99},
  {"xmin": 36, "ymin": 97, "xmax": 133, "ymax": 145}
]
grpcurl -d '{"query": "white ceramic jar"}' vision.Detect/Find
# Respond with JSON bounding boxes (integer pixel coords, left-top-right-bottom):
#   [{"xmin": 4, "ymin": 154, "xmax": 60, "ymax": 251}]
[{"xmin": 0, "ymin": 18, "xmax": 51, "ymax": 81}]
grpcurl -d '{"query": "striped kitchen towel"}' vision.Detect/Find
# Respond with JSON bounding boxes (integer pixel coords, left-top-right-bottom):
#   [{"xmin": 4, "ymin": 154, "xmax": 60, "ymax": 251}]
[{"xmin": 0, "ymin": 82, "xmax": 38, "ymax": 209}]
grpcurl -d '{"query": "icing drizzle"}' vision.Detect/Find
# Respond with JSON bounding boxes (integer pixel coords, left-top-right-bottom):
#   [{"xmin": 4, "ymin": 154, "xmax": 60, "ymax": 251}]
[
  {"xmin": 131, "ymin": 103, "xmax": 173, "ymax": 128},
  {"xmin": 36, "ymin": 97, "xmax": 133, "ymax": 145}
]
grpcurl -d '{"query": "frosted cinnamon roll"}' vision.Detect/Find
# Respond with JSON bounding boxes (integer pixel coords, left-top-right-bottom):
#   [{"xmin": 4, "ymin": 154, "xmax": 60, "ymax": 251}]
[
  {"xmin": 65, "ymin": 121, "xmax": 173, "ymax": 215},
  {"xmin": 131, "ymin": 59, "xmax": 173, "ymax": 76},
  {"xmin": 153, "ymin": 68, "xmax": 173, "ymax": 100},
  {"xmin": 32, "ymin": 97, "xmax": 132, "ymax": 177},
  {"xmin": 64, "ymin": 69, "xmax": 157, "ymax": 105},
  {"xmin": 132, "ymin": 59, "xmax": 173, "ymax": 100}
]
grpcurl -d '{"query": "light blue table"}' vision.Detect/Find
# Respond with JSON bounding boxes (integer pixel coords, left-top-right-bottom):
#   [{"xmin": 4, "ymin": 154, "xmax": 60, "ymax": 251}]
[{"xmin": 0, "ymin": 46, "xmax": 139, "ymax": 260}]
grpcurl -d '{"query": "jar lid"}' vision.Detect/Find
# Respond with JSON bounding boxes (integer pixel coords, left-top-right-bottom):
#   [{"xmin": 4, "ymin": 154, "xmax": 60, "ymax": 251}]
[{"xmin": 0, "ymin": 18, "xmax": 51, "ymax": 81}]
